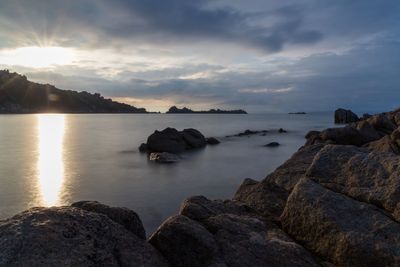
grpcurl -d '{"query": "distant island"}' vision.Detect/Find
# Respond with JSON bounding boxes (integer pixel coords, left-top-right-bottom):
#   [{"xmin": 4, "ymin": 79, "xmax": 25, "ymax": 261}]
[
  {"xmin": 0, "ymin": 70, "xmax": 147, "ymax": 113},
  {"xmin": 166, "ymin": 106, "xmax": 247, "ymax": 114},
  {"xmin": 288, "ymin": 112, "xmax": 306, "ymax": 114}
]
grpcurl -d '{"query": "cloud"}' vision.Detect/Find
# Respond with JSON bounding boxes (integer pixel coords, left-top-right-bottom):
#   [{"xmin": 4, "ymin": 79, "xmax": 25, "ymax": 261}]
[{"xmin": 0, "ymin": 0, "xmax": 323, "ymax": 52}]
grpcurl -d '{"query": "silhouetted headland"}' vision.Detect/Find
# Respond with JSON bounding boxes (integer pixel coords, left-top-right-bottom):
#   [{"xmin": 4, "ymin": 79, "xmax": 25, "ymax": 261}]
[
  {"xmin": 166, "ymin": 106, "xmax": 247, "ymax": 114},
  {"xmin": 0, "ymin": 70, "xmax": 147, "ymax": 113}
]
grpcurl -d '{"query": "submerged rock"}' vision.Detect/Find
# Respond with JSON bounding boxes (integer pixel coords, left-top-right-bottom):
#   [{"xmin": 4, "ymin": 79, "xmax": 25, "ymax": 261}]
[
  {"xmin": 334, "ymin": 108, "xmax": 359, "ymax": 124},
  {"xmin": 0, "ymin": 206, "xmax": 168, "ymax": 266},
  {"xmin": 264, "ymin": 142, "xmax": 280, "ymax": 147},
  {"xmin": 149, "ymin": 152, "xmax": 180, "ymax": 163},
  {"xmin": 206, "ymin": 137, "xmax": 220, "ymax": 145}
]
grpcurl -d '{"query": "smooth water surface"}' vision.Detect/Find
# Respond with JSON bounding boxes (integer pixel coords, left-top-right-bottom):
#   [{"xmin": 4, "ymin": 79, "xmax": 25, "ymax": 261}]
[{"xmin": 0, "ymin": 113, "xmax": 333, "ymax": 233}]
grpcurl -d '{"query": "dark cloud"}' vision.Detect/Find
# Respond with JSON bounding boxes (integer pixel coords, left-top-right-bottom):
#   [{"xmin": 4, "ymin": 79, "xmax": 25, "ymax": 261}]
[{"xmin": 0, "ymin": 0, "xmax": 323, "ymax": 52}]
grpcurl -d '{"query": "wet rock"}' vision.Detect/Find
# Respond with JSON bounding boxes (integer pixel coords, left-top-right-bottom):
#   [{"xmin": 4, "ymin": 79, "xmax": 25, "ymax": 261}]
[
  {"xmin": 0, "ymin": 207, "xmax": 168, "ymax": 266},
  {"xmin": 147, "ymin": 127, "xmax": 187, "ymax": 153},
  {"xmin": 206, "ymin": 137, "xmax": 220, "ymax": 145},
  {"xmin": 264, "ymin": 142, "xmax": 280, "ymax": 147},
  {"xmin": 278, "ymin": 128, "xmax": 287, "ymax": 133},
  {"xmin": 149, "ymin": 152, "xmax": 180, "ymax": 163},
  {"xmin": 181, "ymin": 128, "xmax": 207, "ymax": 148},
  {"xmin": 71, "ymin": 201, "xmax": 146, "ymax": 239},
  {"xmin": 281, "ymin": 178, "xmax": 400, "ymax": 266},
  {"xmin": 138, "ymin": 143, "xmax": 148, "ymax": 152},
  {"xmin": 334, "ymin": 108, "xmax": 359, "ymax": 124},
  {"xmin": 144, "ymin": 127, "xmax": 207, "ymax": 153},
  {"xmin": 234, "ymin": 129, "xmax": 267, "ymax": 137}
]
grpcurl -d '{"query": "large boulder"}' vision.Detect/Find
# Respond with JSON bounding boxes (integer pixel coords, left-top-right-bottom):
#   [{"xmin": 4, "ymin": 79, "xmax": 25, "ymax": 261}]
[
  {"xmin": 71, "ymin": 201, "xmax": 146, "ymax": 239},
  {"xmin": 366, "ymin": 114, "xmax": 397, "ymax": 136},
  {"xmin": 234, "ymin": 143, "xmax": 325, "ymax": 220},
  {"xmin": 146, "ymin": 127, "xmax": 187, "ymax": 153},
  {"xmin": 306, "ymin": 144, "xmax": 400, "ymax": 220},
  {"xmin": 0, "ymin": 206, "xmax": 169, "ymax": 266},
  {"xmin": 281, "ymin": 178, "xmax": 400, "ymax": 266},
  {"xmin": 181, "ymin": 128, "xmax": 207, "ymax": 148},
  {"xmin": 334, "ymin": 108, "xmax": 359, "ymax": 124},
  {"xmin": 144, "ymin": 127, "xmax": 207, "ymax": 153},
  {"xmin": 150, "ymin": 196, "xmax": 319, "ymax": 267}
]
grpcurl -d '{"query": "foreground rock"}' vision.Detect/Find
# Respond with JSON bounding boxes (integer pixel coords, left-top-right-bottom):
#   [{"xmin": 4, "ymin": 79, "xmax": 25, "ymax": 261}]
[
  {"xmin": 0, "ymin": 206, "xmax": 168, "ymax": 266},
  {"xmin": 281, "ymin": 178, "xmax": 400, "ymax": 266},
  {"xmin": 334, "ymin": 108, "xmax": 359, "ymax": 123},
  {"xmin": 71, "ymin": 200, "xmax": 146, "ymax": 239},
  {"xmin": 149, "ymin": 196, "xmax": 319, "ymax": 267}
]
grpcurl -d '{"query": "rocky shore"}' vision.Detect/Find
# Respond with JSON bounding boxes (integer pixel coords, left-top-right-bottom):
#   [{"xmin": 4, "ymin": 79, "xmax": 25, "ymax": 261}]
[{"xmin": 1, "ymin": 108, "xmax": 400, "ymax": 266}]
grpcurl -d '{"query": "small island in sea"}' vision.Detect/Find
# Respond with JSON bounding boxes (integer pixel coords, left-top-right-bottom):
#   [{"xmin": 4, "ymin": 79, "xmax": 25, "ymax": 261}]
[
  {"xmin": 0, "ymin": 70, "xmax": 147, "ymax": 114},
  {"xmin": 166, "ymin": 105, "xmax": 247, "ymax": 114},
  {"xmin": 288, "ymin": 112, "xmax": 307, "ymax": 114}
]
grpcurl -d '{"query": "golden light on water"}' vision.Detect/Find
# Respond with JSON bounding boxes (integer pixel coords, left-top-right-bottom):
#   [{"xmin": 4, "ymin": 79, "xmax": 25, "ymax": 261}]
[{"xmin": 36, "ymin": 114, "xmax": 66, "ymax": 206}]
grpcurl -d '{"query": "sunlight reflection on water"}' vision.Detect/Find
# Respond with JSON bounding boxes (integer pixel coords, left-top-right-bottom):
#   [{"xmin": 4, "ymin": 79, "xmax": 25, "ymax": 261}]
[{"xmin": 36, "ymin": 114, "xmax": 66, "ymax": 206}]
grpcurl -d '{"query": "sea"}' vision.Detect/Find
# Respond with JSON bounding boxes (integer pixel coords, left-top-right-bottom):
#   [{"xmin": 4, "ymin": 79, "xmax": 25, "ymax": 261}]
[{"xmin": 0, "ymin": 113, "xmax": 334, "ymax": 234}]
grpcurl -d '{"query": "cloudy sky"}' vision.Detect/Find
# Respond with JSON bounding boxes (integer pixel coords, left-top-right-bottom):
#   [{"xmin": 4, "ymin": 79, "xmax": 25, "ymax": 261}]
[{"xmin": 0, "ymin": 0, "xmax": 399, "ymax": 112}]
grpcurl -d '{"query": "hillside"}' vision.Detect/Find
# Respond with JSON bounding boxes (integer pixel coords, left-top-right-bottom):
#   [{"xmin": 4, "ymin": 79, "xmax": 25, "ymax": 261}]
[{"xmin": 0, "ymin": 70, "xmax": 147, "ymax": 113}]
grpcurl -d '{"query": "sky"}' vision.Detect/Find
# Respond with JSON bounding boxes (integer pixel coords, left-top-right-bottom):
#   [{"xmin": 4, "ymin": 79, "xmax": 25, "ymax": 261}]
[{"xmin": 0, "ymin": 0, "xmax": 399, "ymax": 113}]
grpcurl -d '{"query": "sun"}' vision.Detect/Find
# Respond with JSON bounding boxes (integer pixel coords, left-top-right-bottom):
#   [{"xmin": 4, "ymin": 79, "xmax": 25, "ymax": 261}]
[{"xmin": 0, "ymin": 46, "xmax": 75, "ymax": 68}]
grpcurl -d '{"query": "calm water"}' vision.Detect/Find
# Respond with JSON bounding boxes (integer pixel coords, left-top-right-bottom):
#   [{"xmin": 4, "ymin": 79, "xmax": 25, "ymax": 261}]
[{"xmin": 0, "ymin": 113, "xmax": 333, "ymax": 234}]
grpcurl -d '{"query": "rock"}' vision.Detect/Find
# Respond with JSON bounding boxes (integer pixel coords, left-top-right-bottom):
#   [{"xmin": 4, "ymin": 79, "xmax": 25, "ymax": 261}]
[
  {"xmin": 147, "ymin": 127, "xmax": 187, "ymax": 153},
  {"xmin": 362, "ymin": 113, "xmax": 372, "ymax": 119},
  {"xmin": 234, "ymin": 143, "xmax": 324, "ymax": 219},
  {"xmin": 234, "ymin": 179, "xmax": 288, "ymax": 221},
  {"xmin": 278, "ymin": 128, "xmax": 287, "ymax": 133},
  {"xmin": 317, "ymin": 126, "xmax": 366, "ymax": 146},
  {"xmin": 144, "ymin": 127, "xmax": 207, "ymax": 153},
  {"xmin": 232, "ymin": 129, "xmax": 268, "ymax": 137},
  {"xmin": 181, "ymin": 128, "xmax": 207, "ymax": 148},
  {"xmin": 151, "ymin": 196, "xmax": 320, "ymax": 267},
  {"xmin": 334, "ymin": 108, "xmax": 359, "ymax": 124},
  {"xmin": 306, "ymin": 144, "xmax": 400, "ymax": 219},
  {"xmin": 71, "ymin": 201, "xmax": 146, "ymax": 239},
  {"xmin": 206, "ymin": 137, "xmax": 220, "ymax": 145},
  {"xmin": 0, "ymin": 207, "xmax": 168, "ymax": 266},
  {"xmin": 138, "ymin": 143, "xmax": 148, "ymax": 152},
  {"xmin": 366, "ymin": 114, "xmax": 397, "ymax": 136},
  {"xmin": 281, "ymin": 178, "xmax": 400, "ymax": 266},
  {"xmin": 149, "ymin": 152, "xmax": 180, "ymax": 163},
  {"xmin": 355, "ymin": 120, "xmax": 381, "ymax": 143},
  {"xmin": 149, "ymin": 215, "xmax": 223, "ymax": 267},
  {"xmin": 179, "ymin": 195, "xmax": 256, "ymax": 222},
  {"xmin": 264, "ymin": 142, "xmax": 280, "ymax": 147}
]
